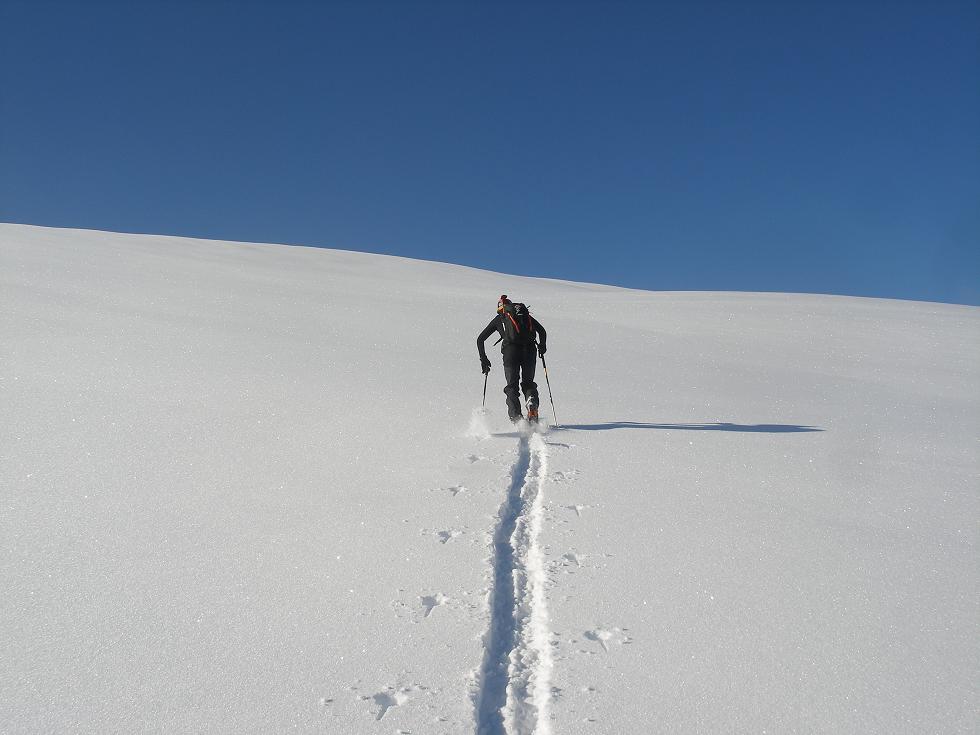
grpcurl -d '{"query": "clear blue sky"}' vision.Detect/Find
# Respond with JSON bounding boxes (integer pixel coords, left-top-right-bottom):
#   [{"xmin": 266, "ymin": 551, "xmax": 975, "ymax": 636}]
[{"xmin": 2, "ymin": 0, "xmax": 978, "ymax": 304}]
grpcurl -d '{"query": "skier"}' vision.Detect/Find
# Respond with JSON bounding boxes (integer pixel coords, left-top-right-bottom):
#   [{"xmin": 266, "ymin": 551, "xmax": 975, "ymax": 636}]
[{"xmin": 477, "ymin": 295, "xmax": 547, "ymax": 422}]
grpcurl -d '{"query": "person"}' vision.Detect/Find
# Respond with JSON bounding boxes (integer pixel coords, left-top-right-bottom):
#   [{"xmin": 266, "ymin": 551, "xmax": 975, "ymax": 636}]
[{"xmin": 477, "ymin": 295, "xmax": 547, "ymax": 422}]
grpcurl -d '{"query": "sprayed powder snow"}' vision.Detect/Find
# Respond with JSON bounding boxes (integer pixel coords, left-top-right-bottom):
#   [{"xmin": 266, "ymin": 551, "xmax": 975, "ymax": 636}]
[{"xmin": 467, "ymin": 408, "xmax": 493, "ymax": 441}]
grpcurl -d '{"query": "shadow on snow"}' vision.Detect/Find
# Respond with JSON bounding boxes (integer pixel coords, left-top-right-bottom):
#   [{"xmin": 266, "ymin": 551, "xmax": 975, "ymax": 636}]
[{"xmin": 554, "ymin": 422, "xmax": 824, "ymax": 433}]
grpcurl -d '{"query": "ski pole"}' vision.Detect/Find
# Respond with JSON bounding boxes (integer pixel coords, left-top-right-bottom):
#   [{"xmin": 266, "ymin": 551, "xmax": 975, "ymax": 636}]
[
  {"xmin": 482, "ymin": 371, "xmax": 488, "ymax": 409},
  {"xmin": 540, "ymin": 353, "xmax": 559, "ymax": 426}
]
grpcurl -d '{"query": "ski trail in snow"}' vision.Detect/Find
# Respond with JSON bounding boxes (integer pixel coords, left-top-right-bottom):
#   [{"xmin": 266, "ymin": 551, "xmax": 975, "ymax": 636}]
[
  {"xmin": 476, "ymin": 431, "xmax": 552, "ymax": 735},
  {"xmin": 505, "ymin": 432, "xmax": 552, "ymax": 735}
]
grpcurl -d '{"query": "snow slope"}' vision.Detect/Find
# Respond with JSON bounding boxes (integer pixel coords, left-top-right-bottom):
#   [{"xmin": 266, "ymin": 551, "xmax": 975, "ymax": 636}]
[{"xmin": 2, "ymin": 224, "xmax": 977, "ymax": 734}]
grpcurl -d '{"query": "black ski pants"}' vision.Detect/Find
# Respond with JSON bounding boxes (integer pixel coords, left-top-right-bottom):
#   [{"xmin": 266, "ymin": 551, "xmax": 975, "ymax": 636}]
[{"xmin": 502, "ymin": 343, "xmax": 539, "ymax": 417}]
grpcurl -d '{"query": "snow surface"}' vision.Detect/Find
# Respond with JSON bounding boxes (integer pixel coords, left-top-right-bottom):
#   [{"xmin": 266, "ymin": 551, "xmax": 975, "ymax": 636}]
[{"xmin": 2, "ymin": 223, "xmax": 977, "ymax": 734}]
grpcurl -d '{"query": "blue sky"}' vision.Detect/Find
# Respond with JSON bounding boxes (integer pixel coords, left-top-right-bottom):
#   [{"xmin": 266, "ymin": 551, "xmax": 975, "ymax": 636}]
[{"xmin": 2, "ymin": 0, "xmax": 978, "ymax": 304}]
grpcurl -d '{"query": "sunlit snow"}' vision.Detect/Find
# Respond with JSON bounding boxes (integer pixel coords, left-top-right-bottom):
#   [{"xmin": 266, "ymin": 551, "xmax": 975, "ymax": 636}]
[{"xmin": 2, "ymin": 224, "xmax": 977, "ymax": 734}]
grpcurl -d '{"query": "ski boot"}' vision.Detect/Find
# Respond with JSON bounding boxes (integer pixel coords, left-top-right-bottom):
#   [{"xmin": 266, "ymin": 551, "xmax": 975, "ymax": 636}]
[{"xmin": 526, "ymin": 398, "xmax": 539, "ymax": 424}]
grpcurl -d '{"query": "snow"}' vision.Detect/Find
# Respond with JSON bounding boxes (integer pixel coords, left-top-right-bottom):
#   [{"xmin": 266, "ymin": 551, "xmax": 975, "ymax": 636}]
[{"xmin": 1, "ymin": 223, "xmax": 977, "ymax": 734}]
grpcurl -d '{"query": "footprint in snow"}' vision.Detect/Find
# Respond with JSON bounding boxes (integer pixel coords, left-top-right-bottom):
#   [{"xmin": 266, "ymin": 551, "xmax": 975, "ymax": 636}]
[
  {"xmin": 420, "ymin": 593, "xmax": 449, "ymax": 618},
  {"xmin": 370, "ymin": 688, "xmax": 410, "ymax": 720},
  {"xmin": 551, "ymin": 469, "xmax": 580, "ymax": 483},
  {"xmin": 419, "ymin": 528, "xmax": 464, "ymax": 543},
  {"xmin": 584, "ymin": 627, "xmax": 632, "ymax": 652},
  {"xmin": 430, "ymin": 484, "xmax": 466, "ymax": 497},
  {"xmin": 584, "ymin": 629, "xmax": 613, "ymax": 652}
]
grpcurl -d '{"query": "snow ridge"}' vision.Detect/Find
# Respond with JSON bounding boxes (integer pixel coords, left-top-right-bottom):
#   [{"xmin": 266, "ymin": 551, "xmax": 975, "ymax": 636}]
[{"xmin": 476, "ymin": 431, "xmax": 552, "ymax": 735}]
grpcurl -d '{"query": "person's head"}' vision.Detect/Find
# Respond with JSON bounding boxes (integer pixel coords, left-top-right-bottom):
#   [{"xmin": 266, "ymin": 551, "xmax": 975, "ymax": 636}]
[{"xmin": 497, "ymin": 294, "xmax": 512, "ymax": 313}]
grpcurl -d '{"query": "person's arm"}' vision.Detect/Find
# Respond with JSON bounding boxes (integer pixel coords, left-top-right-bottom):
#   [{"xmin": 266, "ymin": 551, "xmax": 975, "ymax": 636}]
[
  {"xmin": 477, "ymin": 317, "xmax": 500, "ymax": 364},
  {"xmin": 533, "ymin": 318, "xmax": 547, "ymax": 354}
]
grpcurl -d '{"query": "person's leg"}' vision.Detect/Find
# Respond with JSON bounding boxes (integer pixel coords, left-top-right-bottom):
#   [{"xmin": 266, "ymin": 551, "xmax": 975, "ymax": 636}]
[
  {"xmin": 502, "ymin": 347, "xmax": 523, "ymax": 420},
  {"xmin": 519, "ymin": 345, "xmax": 540, "ymax": 408}
]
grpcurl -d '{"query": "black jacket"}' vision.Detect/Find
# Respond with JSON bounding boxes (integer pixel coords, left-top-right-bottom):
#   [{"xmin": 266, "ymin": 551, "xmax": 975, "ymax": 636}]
[{"xmin": 477, "ymin": 314, "xmax": 546, "ymax": 362}]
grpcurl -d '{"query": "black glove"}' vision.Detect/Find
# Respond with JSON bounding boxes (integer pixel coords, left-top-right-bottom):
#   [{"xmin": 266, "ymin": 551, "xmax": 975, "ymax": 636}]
[
  {"xmin": 537, "ymin": 344, "xmax": 547, "ymax": 357},
  {"xmin": 481, "ymin": 358, "xmax": 491, "ymax": 374}
]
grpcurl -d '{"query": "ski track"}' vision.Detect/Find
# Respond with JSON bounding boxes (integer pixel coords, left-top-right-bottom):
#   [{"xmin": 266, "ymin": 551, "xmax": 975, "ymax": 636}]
[{"xmin": 476, "ymin": 431, "xmax": 552, "ymax": 735}]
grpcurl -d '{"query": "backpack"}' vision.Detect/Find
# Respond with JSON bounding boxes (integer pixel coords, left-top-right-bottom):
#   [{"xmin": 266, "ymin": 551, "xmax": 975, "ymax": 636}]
[{"xmin": 500, "ymin": 302, "xmax": 535, "ymax": 345}]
